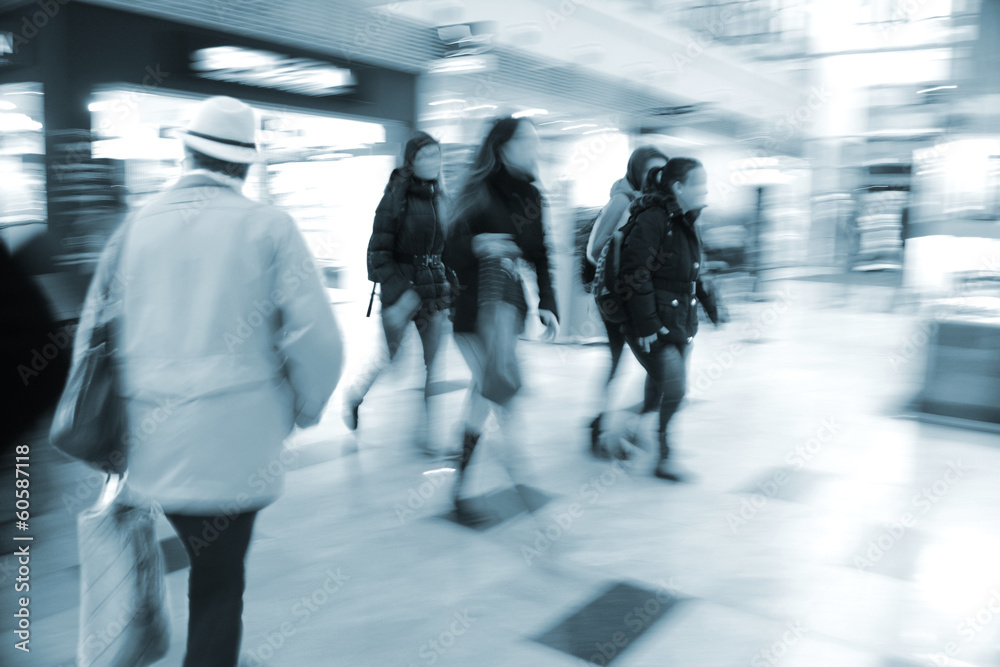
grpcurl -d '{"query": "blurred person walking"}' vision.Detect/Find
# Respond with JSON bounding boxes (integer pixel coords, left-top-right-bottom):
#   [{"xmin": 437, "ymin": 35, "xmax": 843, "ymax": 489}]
[
  {"xmin": 584, "ymin": 146, "xmax": 667, "ymax": 459},
  {"xmin": 445, "ymin": 116, "xmax": 559, "ymax": 513},
  {"xmin": 89, "ymin": 96, "xmax": 343, "ymax": 666},
  {"xmin": 619, "ymin": 158, "xmax": 725, "ymax": 482},
  {"xmin": 345, "ymin": 132, "xmax": 451, "ymax": 455},
  {"xmin": 1, "ymin": 238, "xmax": 71, "ymax": 454}
]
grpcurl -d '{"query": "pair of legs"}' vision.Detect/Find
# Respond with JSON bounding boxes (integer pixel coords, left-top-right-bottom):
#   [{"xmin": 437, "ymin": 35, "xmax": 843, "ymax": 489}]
[
  {"xmin": 165, "ymin": 510, "xmax": 258, "ymax": 667},
  {"xmin": 590, "ymin": 318, "xmax": 660, "ymax": 457},
  {"xmin": 348, "ymin": 302, "xmax": 444, "ymax": 448},
  {"xmin": 623, "ymin": 338, "xmax": 690, "ymax": 479},
  {"xmin": 452, "ymin": 332, "xmax": 532, "ymax": 502}
]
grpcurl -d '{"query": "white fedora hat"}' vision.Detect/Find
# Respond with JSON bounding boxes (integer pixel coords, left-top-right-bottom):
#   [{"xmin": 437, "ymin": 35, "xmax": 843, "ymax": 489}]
[{"xmin": 181, "ymin": 96, "xmax": 258, "ymax": 164}]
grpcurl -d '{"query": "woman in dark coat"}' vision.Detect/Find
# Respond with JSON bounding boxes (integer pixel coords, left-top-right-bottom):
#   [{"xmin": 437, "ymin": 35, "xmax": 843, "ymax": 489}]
[
  {"xmin": 620, "ymin": 157, "xmax": 726, "ymax": 481},
  {"xmin": 445, "ymin": 116, "xmax": 559, "ymax": 509},
  {"xmin": 586, "ymin": 145, "xmax": 667, "ymax": 459},
  {"xmin": 346, "ymin": 132, "xmax": 450, "ymax": 454}
]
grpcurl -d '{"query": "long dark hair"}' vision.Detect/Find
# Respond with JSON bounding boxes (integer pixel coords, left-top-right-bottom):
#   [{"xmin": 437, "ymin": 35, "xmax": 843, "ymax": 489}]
[
  {"xmin": 452, "ymin": 116, "xmax": 527, "ymax": 224},
  {"xmin": 625, "ymin": 145, "xmax": 669, "ymax": 192},
  {"xmin": 633, "ymin": 157, "xmax": 703, "ymax": 217},
  {"xmin": 641, "ymin": 157, "xmax": 702, "ymax": 197}
]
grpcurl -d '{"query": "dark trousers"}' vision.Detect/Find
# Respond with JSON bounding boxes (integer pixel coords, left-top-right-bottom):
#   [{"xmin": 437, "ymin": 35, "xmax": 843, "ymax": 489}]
[
  {"xmin": 604, "ymin": 318, "xmax": 660, "ymax": 413},
  {"xmin": 624, "ymin": 338, "xmax": 690, "ymax": 459},
  {"xmin": 165, "ymin": 510, "xmax": 258, "ymax": 667}
]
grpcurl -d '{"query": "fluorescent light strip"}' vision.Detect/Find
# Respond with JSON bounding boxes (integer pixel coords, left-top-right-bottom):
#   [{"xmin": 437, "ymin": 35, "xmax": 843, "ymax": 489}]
[{"xmin": 917, "ymin": 85, "xmax": 957, "ymax": 94}]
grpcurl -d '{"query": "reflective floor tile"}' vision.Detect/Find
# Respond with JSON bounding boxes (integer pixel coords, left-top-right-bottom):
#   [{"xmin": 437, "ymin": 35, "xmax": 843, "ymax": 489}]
[{"xmin": 534, "ymin": 581, "xmax": 683, "ymax": 665}]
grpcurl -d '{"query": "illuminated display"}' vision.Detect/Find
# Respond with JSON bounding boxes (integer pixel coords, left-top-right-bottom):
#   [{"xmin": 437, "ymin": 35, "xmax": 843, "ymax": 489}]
[{"xmin": 191, "ymin": 46, "xmax": 355, "ymax": 97}]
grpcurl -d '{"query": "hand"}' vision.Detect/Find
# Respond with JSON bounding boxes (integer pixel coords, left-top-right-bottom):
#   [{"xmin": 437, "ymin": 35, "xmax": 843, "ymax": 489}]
[
  {"xmin": 714, "ymin": 304, "xmax": 730, "ymax": 327},
  {"xmin": 472, "ymin": 233, "xmax": 521, "ymax": 259},
  {"xmin": 539, "ymin": 309, "xmax": 559, "ymax": 341},
  {"xmin": 384, "ymin": 288, "xmax": 421, "ymax": 330},
  {"xmin": 637, "ymin": 326, "xmax": 670, "ymax": 353}
]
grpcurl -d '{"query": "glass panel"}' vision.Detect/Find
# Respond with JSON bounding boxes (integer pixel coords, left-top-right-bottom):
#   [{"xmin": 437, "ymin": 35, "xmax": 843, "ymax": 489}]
[
  {"xmin": 89, "ymin": 88, "xmax": 398, "ymax": 299},
  {"xmin": 0, "ymin": 81, "xmax": 45, "ymax": 252}
]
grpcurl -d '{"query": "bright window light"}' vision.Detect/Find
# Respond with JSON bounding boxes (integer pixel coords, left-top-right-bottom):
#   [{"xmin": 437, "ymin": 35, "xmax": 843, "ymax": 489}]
[{"xmin": 512, "ymin": 108, "xmax": 548, "ymax": 118}]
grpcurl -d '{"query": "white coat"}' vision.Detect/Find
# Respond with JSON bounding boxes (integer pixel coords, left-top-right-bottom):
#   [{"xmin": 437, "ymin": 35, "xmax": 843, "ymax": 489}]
[{"xmin": 98, "ymin": 171, "xmax": 343, "ymax": 515}]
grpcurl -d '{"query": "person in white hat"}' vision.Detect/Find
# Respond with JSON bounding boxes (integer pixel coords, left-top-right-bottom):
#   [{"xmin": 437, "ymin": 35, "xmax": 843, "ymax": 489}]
[{"xmin": 79, "ymin": 95, "xmax": 344, "ymax": 665}]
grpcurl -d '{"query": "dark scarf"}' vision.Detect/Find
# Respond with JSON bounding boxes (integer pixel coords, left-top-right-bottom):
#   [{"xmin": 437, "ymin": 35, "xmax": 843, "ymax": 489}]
[{"xmin": 408, "ymin": 176, "xmax": 437, "ymax": 200}]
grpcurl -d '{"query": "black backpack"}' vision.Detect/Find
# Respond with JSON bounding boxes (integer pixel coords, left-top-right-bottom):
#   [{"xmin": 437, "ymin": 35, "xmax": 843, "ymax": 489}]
[{"xmin": 592, "ymin": 216, "xmax": 638, "ymax": 324}]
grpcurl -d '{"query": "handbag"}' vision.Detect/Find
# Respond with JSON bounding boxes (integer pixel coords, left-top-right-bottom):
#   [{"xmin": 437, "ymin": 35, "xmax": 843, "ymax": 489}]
[
  {"xmin": 50, "ymin": 223, "xmax": 131, "ymax": 473},
  {"xmin": 476, "ymin": 256, "xmax": 526, "ymax": 405},
  {"xmin": 77, "ymin": 473, "xmax": 170, "ymax": 667}
]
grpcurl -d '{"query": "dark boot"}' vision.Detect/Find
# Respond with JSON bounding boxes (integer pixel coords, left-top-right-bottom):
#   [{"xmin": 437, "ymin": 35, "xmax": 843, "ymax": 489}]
[
  {"xmin": 343, "ymin": 395, "xmax": 362, "ymax": 431},
  {"xmin": 453, "ymin": 430, "xmax": 480, "ymax": 504},
  {"xmin": 653, "ymin": 432, "xmax": 683, "ymax": 482},
  {"xmin": 589, "ymin": 415, "xmax": 609, "ymax": 459}
]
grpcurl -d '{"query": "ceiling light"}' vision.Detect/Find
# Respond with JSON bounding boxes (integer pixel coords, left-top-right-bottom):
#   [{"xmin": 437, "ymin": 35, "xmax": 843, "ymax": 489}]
[
  {"xmin": 427, "ymin": 57, "xmax": 489, "ymax": 74},
  {"xmin": 463, "ymin": 104, "xmax": 497, "ymax": 112},
  {"xmin": 512, "ymin": 108, "xmax": 548, "ymax": 118},
  {"xmin": 562, "ymin": 123, "xmax": 597, "ymax": 131},
  {"xmin": 917, "ymin": 85, "xmax": 957, "ymax": 94},
  {"xmin": 583, "ymin": 127, "xmax": 619, "ymax": 135},
  {"xmin": 429, "ymin": 98, "xmax": 466, "ymax": 106}
]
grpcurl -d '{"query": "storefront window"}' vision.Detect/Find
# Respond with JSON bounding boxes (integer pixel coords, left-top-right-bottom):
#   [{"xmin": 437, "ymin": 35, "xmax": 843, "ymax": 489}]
[
  {"xmin": 0, "ymin": 82, "xmax": 46, "ymax": 252},
  {"xmin": 89, "ymin": 87, "xmax": 398, "ymax": 300}
]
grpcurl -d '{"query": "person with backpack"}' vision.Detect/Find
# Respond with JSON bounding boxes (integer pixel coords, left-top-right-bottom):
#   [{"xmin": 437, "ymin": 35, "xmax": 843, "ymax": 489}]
[
  {"xmin": 584, "ymin": 146, "xmax": 668, "ymax": 459},
  {"xmin": 444, "ymin": 116, "xmax": 559, "ymax": 514},
  {"xmin": 617, "ymin": 157, "xmax": 726, "ymax": 481},
  {"xmin": 345, "ymin": 132, "xmax": 451, "ymax": 456}
]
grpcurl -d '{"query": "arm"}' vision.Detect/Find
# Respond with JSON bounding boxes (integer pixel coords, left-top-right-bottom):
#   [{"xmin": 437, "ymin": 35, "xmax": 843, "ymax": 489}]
[
  {"xmin": 366, "ymin": 185, "xmax": 411, "ymax": 305},
  {"xmin": 587, "ymin": 194, "xmax": 630, "ymax": 264},
  {"xmin": 620, "ymin": 210, "xmax": 667, "ymax": 338},
  {"xmin": 519, "ymin": 198, "xmax": 559, "ymax": 321},
  {"xmin": 272, "ymin": 213, "xmax": 344, "ymax": 428}
]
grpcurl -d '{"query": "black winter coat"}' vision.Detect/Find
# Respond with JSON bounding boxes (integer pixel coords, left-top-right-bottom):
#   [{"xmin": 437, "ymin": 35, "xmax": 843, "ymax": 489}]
[
  {"xmin": 367, "ymin": 175, "xmax": 450, "ymax": 308},
  {"xmin": 444, "ymin": 166, "xmax": 559, "ymax": 334},
  {"xmin": 619, "ymin": 193, "xmax": 719, "ymax": 342}
]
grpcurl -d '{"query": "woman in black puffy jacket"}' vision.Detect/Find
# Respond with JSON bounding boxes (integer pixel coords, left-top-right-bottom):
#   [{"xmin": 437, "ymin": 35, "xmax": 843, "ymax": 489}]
[
  {"xmin": 619, "ymin": 157, "xmax": 726, "ymax": 481},
  {"xmin": 345, "ymin": 132, "xmax": 450, "ymax": 455}
]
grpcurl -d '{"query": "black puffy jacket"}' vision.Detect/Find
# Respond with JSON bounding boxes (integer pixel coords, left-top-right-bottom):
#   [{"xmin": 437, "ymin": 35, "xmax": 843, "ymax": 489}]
[
  {"xmin": 367, "ymin": 174, "xmax": 450, "ymax": 309},
  {"xmin": 619, "ymin": 193, "xmax": 719, "ymax": 343}
]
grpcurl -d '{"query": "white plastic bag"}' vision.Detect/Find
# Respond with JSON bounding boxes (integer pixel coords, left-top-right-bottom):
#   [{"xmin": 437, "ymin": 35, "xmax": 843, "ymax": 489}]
[{"xmin": 77, "ymin": 474, "xmax": 170, "ymax": 667}]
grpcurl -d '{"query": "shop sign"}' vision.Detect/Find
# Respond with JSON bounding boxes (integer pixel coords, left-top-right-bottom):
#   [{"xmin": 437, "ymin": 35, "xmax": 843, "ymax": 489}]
[{"xmin": 190, "ymin": 46, "xmax": 355, "ymax": 97}]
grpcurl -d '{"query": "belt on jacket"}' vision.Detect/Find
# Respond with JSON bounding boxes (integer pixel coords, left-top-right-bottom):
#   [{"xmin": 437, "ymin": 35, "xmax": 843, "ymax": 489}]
[
  {"xmin": 394, "ymin": 253, "xmax": 443, "ymax": 267},
  {"xmin": 653, "ymin": 279, "xmax": 697, "ymax": 295}
]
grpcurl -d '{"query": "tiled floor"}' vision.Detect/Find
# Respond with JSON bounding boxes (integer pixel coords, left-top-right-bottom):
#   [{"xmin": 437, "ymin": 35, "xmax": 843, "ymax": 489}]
[{"xmin": 4, "ymin": 277, "xmax": 1000, "ymax": 666}]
